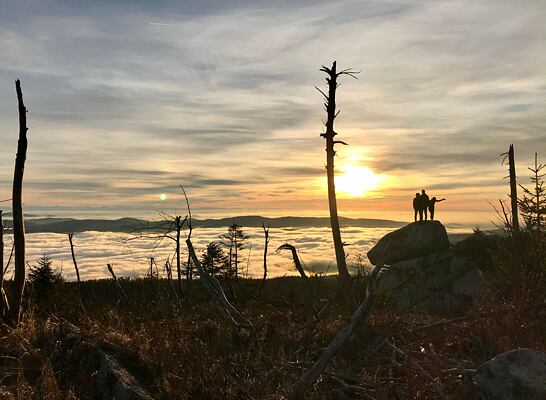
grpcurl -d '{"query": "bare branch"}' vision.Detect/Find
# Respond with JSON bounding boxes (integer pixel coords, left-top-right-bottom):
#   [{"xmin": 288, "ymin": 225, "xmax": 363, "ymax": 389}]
[
  {"xmin": 276, "ymin": 243, "xmax": 308, "ymax": 279},
  {"xmin": 186, "ymin": 239, "xmax": 252, "ymax": 329}
]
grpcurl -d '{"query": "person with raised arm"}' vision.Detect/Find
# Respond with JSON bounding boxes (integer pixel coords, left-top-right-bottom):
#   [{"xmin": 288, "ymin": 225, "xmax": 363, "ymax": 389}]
[{"xmin": 428, "ymin": 196, "xmax": 446, "ymax": 220}]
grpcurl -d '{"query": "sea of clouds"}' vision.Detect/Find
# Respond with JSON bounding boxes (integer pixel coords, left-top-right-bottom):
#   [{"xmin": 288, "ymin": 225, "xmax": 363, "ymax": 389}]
[{"xmin": 2, "ymin": 226, "xmax": 470, "ymax": 281}]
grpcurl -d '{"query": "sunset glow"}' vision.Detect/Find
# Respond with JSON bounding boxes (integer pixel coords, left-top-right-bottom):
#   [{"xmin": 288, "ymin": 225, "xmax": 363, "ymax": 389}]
[{"xmin": 335, "ymin": 165, "xmax": 385, "ymax": 198}]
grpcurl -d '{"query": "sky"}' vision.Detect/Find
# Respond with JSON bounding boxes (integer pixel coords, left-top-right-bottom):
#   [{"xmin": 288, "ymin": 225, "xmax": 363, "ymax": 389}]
[{"xmin": 0, "ymin": 0, "xmax": 545, "ymax": 225}]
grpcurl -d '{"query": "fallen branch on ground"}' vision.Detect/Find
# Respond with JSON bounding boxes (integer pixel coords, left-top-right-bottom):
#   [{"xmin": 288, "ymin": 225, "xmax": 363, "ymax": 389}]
[
  {"xmin": 289, "ymin": 243, "xmax": 388, "ymax": 398},
  {"xmin": 186, "ymin": 239, "xmax": 252, "ymax": 330}
]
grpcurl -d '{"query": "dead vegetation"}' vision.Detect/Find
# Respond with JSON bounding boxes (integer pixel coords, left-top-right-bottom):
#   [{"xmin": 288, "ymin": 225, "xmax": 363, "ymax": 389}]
[{"xmin": 0, "ymin": 276, "xmax": 544, "ymax": 400}]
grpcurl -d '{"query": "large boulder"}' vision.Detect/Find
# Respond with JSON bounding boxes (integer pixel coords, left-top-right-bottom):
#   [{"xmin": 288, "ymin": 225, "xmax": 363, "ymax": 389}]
[
  {"xmin": 378, "ymin": 250, "xmax": 480, "ymax": 313},
  {"xmin": 367, "ymin": 221, "xmax": 449, "ymax": 265},
  {"xmin": 473, "ymin": 348, "xmax": 546, "ymax": 400}
]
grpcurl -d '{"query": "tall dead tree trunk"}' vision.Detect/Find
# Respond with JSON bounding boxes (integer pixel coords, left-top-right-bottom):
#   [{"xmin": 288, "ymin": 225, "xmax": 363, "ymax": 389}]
[
  {"xmin": 8, "ymin": 80, "xmax": 28, "ymax": 324},
  {"xmin": 318, "ymin": 61, "xmax": 358, "ymax": 285},
  {"xmin": 508, "ymin": 144, "xmax": 520, "ymax": 234}
]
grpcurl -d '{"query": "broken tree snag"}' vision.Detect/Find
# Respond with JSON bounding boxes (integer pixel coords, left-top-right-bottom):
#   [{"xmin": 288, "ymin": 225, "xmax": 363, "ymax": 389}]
[
  {"xmin": 68, "ymin": 233, "xmax": 82, "ymax": 286},
  {"xmin": 186, "ymin": 239, "xmax": 252, "ymax": 329},
  {"xmin": 508, "ymin": 144, "xmax": 520, "ymax": 233},
  {"xmin": 289, "ymin": 251, "xmax": 387, "ymax": 398},
  {"xmin": 68, "ymin": 233, "xmax": 85, "ymax": 310},
  {"xmin": 180, "ymin": 185, "xmax": 193, "ymax": 293},
  {"xmin": 8, "ymin": 79, "xmax": 29, "ymax": 325},
  {"xmin": 276, "ymin": 243, "xmax": 308, "ymax": 280},
  {"xmin": 107, "ymin": 264, "xmax": 129, "ymax": 305},
  {"xmin": 165, "ymin": 260, "xmax": 179, "ymax": 301},
  {"xmin": 500, "ymin": 144, "xmax": 520, "ymax": 234},
  {"xmin": 318, "ymin": 61, "xmax": 358, "ymax": 285},
  {"xmin": 260, "ymin": 220, "xmax": 271, "ymax": 292}
]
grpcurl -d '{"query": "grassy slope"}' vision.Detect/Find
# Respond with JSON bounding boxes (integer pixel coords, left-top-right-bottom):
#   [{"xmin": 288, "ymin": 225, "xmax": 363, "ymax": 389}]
[{"xmin": 0, "ymin": 275, "xmax": 544, "ymax": 400}]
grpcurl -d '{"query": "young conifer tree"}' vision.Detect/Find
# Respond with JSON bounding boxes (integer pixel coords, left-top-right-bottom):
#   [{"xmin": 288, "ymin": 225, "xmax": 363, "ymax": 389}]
[{"xmin": 519, "ymin": 153, "xmax": 545, "ymax": 230}]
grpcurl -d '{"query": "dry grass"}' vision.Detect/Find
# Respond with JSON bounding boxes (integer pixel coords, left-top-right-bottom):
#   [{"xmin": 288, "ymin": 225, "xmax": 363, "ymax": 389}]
[{"xmin": 0, "ymin": 273, "xmax": 544, "ymax": 399}]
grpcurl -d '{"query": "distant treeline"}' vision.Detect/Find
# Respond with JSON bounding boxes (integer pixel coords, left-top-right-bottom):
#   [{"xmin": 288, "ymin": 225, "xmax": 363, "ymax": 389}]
[{"xmin": 1, "ymin": 215, "xmax": 405, "ymax": 233}]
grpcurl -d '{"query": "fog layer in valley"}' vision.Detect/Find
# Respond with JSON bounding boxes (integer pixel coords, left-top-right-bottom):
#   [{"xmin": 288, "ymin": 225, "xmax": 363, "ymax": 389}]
[{"xmin": 2, "ymin": 226, "xmax": 470, "ymax": 281}]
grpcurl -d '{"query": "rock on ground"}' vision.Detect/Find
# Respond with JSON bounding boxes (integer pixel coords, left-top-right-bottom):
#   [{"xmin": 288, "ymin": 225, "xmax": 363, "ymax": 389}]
[
  {"xmin": 378, "ymin": 250, "xmax": 480, "ymax": 313},
  {"xmin": 473, "ymin": 348, "xmax": 546, "ymax": 400},
  {"xmin": 95, "ymin": 350, "xmax": 155, "ymax": 400},
  {"xmin": 367, "ymin": 221, "xmax": 449, "ymax": 265}
]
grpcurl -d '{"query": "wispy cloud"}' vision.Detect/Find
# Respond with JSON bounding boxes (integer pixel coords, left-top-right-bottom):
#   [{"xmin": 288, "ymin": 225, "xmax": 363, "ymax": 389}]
[{"xmin": 0, "ymin": 0, "xmax": 544, "ymax": 221}]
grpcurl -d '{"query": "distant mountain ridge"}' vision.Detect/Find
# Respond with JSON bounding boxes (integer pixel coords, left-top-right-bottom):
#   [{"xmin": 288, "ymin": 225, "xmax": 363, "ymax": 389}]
[{"xmin": 2, "ymin": 215, "xmax": 407, "ymax": 233}]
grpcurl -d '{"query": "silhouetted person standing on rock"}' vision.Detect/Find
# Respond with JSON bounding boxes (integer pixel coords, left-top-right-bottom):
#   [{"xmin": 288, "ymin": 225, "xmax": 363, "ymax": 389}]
[
  {"xmin": 420, "ymin": 190, "xmax": 430, "ymax": 221},
  {"xmin": 413, "ymin": 193, "xmax": 421, "ymax": 222},
  {"xmin": 428, "ymin": 197, "xmax": 446, "ymax": 220}
]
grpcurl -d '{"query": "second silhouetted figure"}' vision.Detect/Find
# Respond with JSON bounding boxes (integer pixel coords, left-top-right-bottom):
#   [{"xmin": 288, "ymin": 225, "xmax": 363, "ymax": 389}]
[{"xmin": 413, "ymin": 190, "xmax": 445, "ymax": 222}]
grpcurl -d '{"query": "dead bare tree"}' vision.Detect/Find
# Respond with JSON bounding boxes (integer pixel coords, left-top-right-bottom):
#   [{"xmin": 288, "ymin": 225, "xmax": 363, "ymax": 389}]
[
  {"xmin": 317, "ymin": 61, "xmax": 358, "ymax": 286},
  {"xmin": 276, "ymin": 243, "xmax": 308, "ymax": 280},
  {"xmin": 68, "ymin": 233, "xmax": 82, "ymax": 287},
  {"xmin": 501, "ymin": 144, "xmax": 520, "ymax": 234},
  {"xmin": 68, "ymin": 233, "xmax": 85, "ymax": 309},
  {"xmin": 8, "ymin": 80, "xmax": 29, "ymax": 324},
  {"xmin": 289, "ymin": 242, "xmax": 389, "ymax": 399},
  {"xmin": 180, "ymin": 186, "xmax": 193, "ymax": 292},
  {"xmin": 124, "ymin": 213, "xmax": 187, "ymax": 298},
  {"xmin": 146, "ymin": 257, "xmax": 159, "ymax": 279},
  {"xmin": 259, "ymin": 220, "xmax": 271, "ymax": 292}
]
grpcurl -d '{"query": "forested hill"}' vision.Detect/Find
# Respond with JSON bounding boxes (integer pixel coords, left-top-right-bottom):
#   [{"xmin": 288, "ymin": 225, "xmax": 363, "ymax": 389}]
[{"xmin": 2, "ymin": 215, "xmax": 406, "ymax": 233}]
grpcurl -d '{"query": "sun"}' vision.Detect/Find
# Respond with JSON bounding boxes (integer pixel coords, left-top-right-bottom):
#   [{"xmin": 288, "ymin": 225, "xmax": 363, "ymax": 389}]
[
  {"xmin": 159, "ymin": 193, "xmax": 167, "ymax": 201},
  {"xmin": 335, "ymin": 165, "xmax": 384, "ymax": 197}
]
